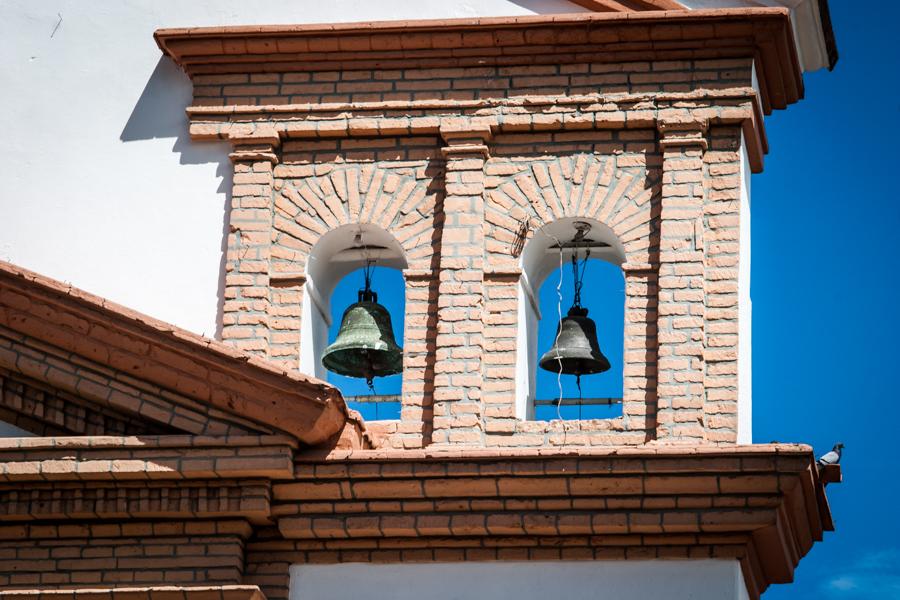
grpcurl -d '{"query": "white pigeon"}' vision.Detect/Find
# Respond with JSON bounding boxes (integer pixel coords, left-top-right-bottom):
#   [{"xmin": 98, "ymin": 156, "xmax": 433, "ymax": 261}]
[{"xmin": 816, "ymin": 443, "xmax": 844, "ymax": 469}]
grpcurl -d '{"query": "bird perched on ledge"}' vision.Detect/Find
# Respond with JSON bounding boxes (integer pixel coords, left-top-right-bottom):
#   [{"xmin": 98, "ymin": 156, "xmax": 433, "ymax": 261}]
[{"xmin": 817, "ymin": 443, "xmax": 844, "ymax": 470}]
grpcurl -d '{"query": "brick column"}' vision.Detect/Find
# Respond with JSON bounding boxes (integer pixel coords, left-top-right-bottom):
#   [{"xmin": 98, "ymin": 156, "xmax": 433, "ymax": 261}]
[
  {"xmin": 431, "ymin": 123, "xmax": 491, "ymax": 446},
  {"xmin": 654, "ymin": 118, "xmax": 708, "ymax": 443},
  {"xmin": 221, "ymin": 126, "xmax": 280, "ymax": 358}
]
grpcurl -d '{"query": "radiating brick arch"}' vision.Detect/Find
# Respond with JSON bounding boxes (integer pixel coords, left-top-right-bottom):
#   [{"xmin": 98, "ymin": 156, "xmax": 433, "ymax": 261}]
[
  {"xmin": 481, "ymin": 152, "xmax": 660, "ymax": 433},
  {"xmin": 274, "ymin": 164, "xmax": 439, "ymax": 272},
  {"xmin": 484, "ymin": 153, "xmax": 661, "ymax": 268}
]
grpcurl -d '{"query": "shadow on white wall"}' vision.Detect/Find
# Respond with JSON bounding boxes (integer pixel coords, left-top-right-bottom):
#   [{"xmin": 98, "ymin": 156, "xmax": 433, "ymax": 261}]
[{"xmin": 120, "ymin": 56, "xmax": 233, "ymax": 339}]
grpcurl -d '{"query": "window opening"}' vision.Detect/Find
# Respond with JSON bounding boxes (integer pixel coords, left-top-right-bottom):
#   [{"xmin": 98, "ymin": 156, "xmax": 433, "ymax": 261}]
[{"xmin": 534, "ymin": 224, "xmax": 624, "ymax": 421}]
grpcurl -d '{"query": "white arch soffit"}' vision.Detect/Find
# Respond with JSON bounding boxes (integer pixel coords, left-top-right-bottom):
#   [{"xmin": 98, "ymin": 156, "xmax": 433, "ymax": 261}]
[
  {"xmin": 306, "ymin": 224, "xmax": 408, "ymax": 313},
  {"xmin": 521, "ymin": 217, "xmax": 626, "ymax": 293},
  {"xmin": 299, "ymin": 223, "xmax": 408, "ymax": 379}
]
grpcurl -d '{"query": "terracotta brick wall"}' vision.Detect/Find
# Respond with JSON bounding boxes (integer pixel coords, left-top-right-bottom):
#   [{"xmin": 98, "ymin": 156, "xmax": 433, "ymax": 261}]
[
  {"xmin": 0, "ymin": 522, "xmax": 248, "ymax": 589},
  {"xmin": 190, "ymin": 59, "xmax": 753, "ymax": 107}
]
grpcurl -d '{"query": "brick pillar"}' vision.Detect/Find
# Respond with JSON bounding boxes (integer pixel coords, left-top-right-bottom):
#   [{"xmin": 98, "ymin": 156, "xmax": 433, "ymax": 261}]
[
  {"xmin": 655, "ymin": 118, "xmax": 708, "ymax": 443},
  {"xmin": 221, "ymin": 126, "xmax": 280, "ymax": 358},
  {"xmin": 431, "ymin": 123, "xmax": 492, "ymax": 446},
  {"xmin": 703, "ymin": 127, "xmax": 743, "ymax": 443}
]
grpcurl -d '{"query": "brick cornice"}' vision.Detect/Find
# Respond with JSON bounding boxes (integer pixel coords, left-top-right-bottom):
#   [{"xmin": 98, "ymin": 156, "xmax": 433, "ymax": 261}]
[
  {"xmin": 185, "ymin": 91, "xmax": 768, "ymax": 172},
  {"xmin": 0, "ymin": 435, "xmax": 296, "ymax": 482},
  {"xmin": 273, "ymin": 444, "xmax": 835, "ymax": 600},
  {"xmin": 228, "ymin": 124, "xmax": 281, "ymax": 163},
  {"xmin": 155, "ymin": 8, "xmax": 802, "ymax": 114}
]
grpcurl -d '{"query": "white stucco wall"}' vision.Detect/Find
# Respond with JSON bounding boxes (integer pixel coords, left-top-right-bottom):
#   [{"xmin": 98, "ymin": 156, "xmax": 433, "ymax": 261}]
[
  {"xmin": 0, "ymin": 0, "xmax": 589, "ymax": 338},
  {"xmin": 678, "ymin": 0, "xmax": 833, "ymax": 72},
  {"xmin": 290, "ymin": 560, "xmax": 750, "ymax": 600},
  {"xmin": 738, "ymin": 132, "xmax": 753, "ymax": 444}
]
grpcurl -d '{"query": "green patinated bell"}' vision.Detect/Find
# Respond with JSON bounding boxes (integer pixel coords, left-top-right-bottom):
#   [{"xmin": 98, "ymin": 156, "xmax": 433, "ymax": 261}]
[
  {"xmin": 321, "ymin": 289, "xmax": 403, "ymax": 383},
  {"xmin": 539, "ymin": 306, "xmax": 610, "ymax": 376}
]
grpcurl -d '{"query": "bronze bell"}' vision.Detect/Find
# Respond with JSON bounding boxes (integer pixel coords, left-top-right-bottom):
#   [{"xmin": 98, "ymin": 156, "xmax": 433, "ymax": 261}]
[
  {"xmin": 321, "ymin": 288, "xmax": 403, "ymax": 386},
  {"xmin": 539, "ymin": 306, "xmax": 610, "ymax": 376}
]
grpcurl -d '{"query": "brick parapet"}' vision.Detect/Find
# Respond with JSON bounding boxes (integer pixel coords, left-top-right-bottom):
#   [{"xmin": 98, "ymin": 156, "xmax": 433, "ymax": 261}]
[{"xmin": 202, "ymin": 92, "xmax": 756, "ymax": 448}]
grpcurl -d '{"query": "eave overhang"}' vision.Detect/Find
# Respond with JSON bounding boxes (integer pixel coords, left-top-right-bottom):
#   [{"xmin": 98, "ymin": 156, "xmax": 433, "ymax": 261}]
[
  {"xmin": 278, "ymin": 444, "xmax": 837, "ymax": 600},
  {"xmin": 0, "ymin": 262, "xmax": 347, "ymax": 446},
  {"xmin": 155, "ymin": 8, "xmax": 804, "ymax": 114},
  {"xmin": 0, "ymin": 438, "xmax": 838, "ymax": 600}
]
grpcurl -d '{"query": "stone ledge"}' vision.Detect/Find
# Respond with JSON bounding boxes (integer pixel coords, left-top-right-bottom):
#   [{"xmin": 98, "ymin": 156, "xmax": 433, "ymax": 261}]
[{"xmin": 0, "ymin": 586, "xmax": 266, "ymax": 600}]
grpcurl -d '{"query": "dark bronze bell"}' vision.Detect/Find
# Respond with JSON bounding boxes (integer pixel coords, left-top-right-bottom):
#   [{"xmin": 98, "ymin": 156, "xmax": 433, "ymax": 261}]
[
  {"xmin": 321, "ymin": 288, "xmax": 403, "ymax": 386},
  {"xmin": 539, "ymin": 306, "xmax": 610, "ymax": 376}
]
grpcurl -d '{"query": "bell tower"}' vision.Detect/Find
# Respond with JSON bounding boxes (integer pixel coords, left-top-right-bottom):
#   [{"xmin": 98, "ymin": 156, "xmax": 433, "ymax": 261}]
[{"xmin": 157, "ymin": 10, "xmax": 785, "ymax": 449}]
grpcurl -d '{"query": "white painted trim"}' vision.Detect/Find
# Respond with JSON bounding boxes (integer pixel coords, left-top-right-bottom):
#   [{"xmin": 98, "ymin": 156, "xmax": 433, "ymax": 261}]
[
  {"xmin": 519, "ymin": 270, "xmax": 542, "ymax": 320},
  {"xmin": 677, "ymin": 0, "xmax": 831, "ymax": 72},
  {"xmin": 737, "ymin": 132, "xmax": 753, "ymax": 444},
  {"xmin": 305, "ymin": 279, "xmax": 332, "ymax": 328}
]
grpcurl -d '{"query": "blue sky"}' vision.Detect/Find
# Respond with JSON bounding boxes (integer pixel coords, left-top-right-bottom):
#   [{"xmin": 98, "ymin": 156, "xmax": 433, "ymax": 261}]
[
  {"xmin": 328, "ymin": 3, "xmax": 899, "ymax": 596},
  {"xmin": 750, "ymin": 2, "xmax": 900, "ymax": 597}
]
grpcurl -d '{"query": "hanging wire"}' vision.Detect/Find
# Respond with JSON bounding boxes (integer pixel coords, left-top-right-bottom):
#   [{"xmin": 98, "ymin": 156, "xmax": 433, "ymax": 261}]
[
  {"xmin": 534, "ymin": 228, "xmax": 567, "ymax": 422},
  {"xmin": 356, "ymin": 227, "xmax": 377, "ymax": 394},
  {"xmin": 536, "ymin": 228, "xmax": 595, "ymax": 427},
  {"xmin": 571, "ymin": 245, "xmax": 590, "ymax": 403}
]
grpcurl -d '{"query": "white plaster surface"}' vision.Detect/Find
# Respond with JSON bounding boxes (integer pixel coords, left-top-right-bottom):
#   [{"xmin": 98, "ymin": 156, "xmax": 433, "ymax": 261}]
[
  {"xmin": 0, "ymin": 0, "xmax": 589, "ymax": 338},
  {"xmin": 678, "ymin": 0, "xmax": 832, "ymax": 72},
  {"xmin": 738, "ymin": 132, "xmax": 753, "ymax": 444},
  {"xmin": 290, "ymin": 560, "xmax": 750, "ymax": 600}
]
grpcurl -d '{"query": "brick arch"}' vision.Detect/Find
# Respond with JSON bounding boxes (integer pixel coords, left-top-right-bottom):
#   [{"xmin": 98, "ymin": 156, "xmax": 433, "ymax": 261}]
[
  {"xmin": 484, "ymin": 153, "xmax": 661, "ymax": 269},
  {"xmin": 274, "ymin": 164, "xmax": 440, "ymax": 272},
  {"xmin": 481, "ymin": 152, "xmax": 660, "ymax": 440}
]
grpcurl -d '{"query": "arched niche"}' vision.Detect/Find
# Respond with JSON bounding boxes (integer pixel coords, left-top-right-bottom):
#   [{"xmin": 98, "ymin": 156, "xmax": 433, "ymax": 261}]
[
  {"xmin": 516, "ymin": 217, "xmax": 626, "ymax": 420},
  {"xmin": 300, "ymin": 223, "xmax": 408, "ymax": 380}
]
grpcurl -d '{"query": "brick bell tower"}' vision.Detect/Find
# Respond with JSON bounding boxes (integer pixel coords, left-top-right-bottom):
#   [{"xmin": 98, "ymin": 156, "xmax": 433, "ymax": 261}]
[
  {"xmin": 156, "ymin": 11, "xmax": 772, "ymax": 451},
  {"xmin": 132, "ymin": 8, "xmax": 838, "ymax": 598},
  {"xmin": 0, "ymin": 6, "xmax": 841, "ymax": 600}
]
